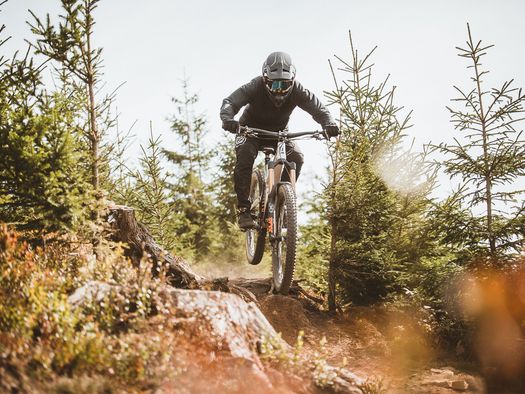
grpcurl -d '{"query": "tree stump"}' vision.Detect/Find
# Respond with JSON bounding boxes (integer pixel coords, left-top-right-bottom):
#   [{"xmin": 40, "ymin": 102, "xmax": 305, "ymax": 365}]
[
  {"xmin": 107, "ymin": 205, "xmax": 202, "ymax": 288},
  {"xmin": 106, "ymin": 206, "xmax": 261, "ymax": 302}
]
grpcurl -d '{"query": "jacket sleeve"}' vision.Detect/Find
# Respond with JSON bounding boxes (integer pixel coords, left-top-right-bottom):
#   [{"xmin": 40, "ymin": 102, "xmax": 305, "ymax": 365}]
[
  {"xmin": 220, "ymin": 78, "xmax": 258, "ymax": 121},
  {"xmin": 294, "ymin": 81, "xmax": 336, "ymax": 127}
]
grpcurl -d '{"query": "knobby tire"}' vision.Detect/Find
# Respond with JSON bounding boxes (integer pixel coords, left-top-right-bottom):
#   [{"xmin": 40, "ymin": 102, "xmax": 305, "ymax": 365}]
[
  {"xmin": 246, "ymin": 169, "xmax": 266, "ymax": 265},
  {"xmin": 272, "ymin": 183, "xmax": 297, "ymax": 294}
]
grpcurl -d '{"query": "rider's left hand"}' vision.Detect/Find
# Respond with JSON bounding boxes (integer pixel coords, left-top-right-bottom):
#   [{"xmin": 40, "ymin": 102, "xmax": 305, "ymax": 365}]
[
  {"xmin": 222, "ymin": 119, "xmax": 240, "ymax": 134},
  {"xmin": 325, "ymin": 124, "xmax": 340, "ymax": 138}
]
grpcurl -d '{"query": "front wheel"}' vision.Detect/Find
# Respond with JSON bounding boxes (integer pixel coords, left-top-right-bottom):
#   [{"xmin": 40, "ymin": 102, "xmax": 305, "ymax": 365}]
[
  {"xmin": 272, "ymin": 183, "xmax": 297, "ymax": 294},
  {"xmin": 245, "ymin": 169, "xmax": 266, "ymax": 265}
]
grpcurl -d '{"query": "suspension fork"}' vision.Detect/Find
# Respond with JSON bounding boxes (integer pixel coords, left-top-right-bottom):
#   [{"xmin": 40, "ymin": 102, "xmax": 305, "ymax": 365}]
[
  {"xmin": 275, "ymin": 139, "xmax": 296, "ymax": 191},
  {"xmin": 259, "ymin": 155, "xmax": 271, "ymax": 234},
  {"xmin": 266, "ymin": 155, "xmax": 273, "ymax": 197},
  {"xmin": 289, "ymin": 167, "xmax": 296, "ymax": 191}
]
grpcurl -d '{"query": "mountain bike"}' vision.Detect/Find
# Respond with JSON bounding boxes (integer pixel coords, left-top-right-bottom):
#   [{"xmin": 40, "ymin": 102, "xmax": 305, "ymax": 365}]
[{"xmin": 239, "ymin": 126, "xmax": 327, "ymax": 294}]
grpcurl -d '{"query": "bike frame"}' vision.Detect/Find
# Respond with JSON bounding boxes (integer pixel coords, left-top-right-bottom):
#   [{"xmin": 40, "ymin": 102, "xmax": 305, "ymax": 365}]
[
  {"xmin": 240, "ymin": 126, "xmax": 325, "ymax": 231},
  {"xmin": 268, "ymin": 135, "xmax": 296, "ymax": 194}
]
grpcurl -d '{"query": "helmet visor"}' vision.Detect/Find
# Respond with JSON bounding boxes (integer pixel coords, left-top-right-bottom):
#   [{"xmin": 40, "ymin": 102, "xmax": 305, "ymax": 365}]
[{"xmin": 265, "ymin": 79, "xmax": 293, "ymax": 96}]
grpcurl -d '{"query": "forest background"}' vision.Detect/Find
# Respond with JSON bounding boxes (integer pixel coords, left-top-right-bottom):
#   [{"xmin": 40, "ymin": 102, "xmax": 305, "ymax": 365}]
[{"xmin": 1, "ymin": 0, "xmax": 525, "ymax": 390}]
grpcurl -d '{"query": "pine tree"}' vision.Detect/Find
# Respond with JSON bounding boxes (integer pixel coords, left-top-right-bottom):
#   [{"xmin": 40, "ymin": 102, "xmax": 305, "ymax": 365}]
[
  {"xmin": 0, "ymin": 15, "xmax": 90, "ymax": 231},
  {"xmin": 106, "ymin": 116, "xmax": 136, "ymax": 206},
  {"xmin": 164, "ymin": 79, "xmax": 215, "ymax": 260},
  {"xmin": 211, "ymin": 138, "xmax": 245, "ymax": 261},
  {"xmin": 28, "ymin": 0, "xmax": 109, "ymax": 200},
  {"xmin": 432, "ymin": 24, "xmax": 525, "ymax": 261},
  {"xmin": 213, "ymin": 139, "xmax": 237, "ymax": 225},
  {"xmin": 322, "ymin": 32, "xmax": 436, "ymax": 307},
  {"xmin": 130, "ymin": 126, "xmax": 181, "ymax": 252}
]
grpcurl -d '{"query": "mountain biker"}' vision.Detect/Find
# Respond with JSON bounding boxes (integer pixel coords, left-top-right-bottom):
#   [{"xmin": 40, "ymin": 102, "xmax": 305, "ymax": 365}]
[{"xmin": 220, "ymin": 51, "xmax": 339, "ymax": 229}]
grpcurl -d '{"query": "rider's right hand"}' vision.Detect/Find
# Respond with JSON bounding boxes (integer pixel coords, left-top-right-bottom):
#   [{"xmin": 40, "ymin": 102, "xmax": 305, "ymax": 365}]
[
  {"xmin": 325, "ymin": 124, "xmax": 340, "ymax": 138},
  {"xmin": 222, "ymin": 119, "xmax": 240, "ymax": 134}
]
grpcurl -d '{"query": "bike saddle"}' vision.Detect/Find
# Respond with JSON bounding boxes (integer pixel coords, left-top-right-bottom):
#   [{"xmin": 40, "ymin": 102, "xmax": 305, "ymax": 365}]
[{"xmin": 262, "ymin": 147, "xmax": 275, "ymax": 156}]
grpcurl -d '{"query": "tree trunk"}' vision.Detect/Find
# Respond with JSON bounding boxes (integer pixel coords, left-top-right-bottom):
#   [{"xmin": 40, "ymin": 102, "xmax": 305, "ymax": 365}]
[
  {"xmin": 470, "ymin": 27, "xmax": 496, "ymax": 257},
  {"xmin": 328, "ymin": 220, "xmax": 337, "ymax": 313},
  {"xmin": 327, "ymin": 134, "xmax": 342, "ymax": 314},
  {"xmin": 107, "ymin": 205, "xmax": 202, "ymax": 288},
  {"xmin": 85, "ymin": 8, "xmax": 99, "ymax": 195}
]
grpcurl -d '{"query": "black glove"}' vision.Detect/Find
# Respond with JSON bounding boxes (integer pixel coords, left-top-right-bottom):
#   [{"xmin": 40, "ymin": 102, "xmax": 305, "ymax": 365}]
[
  {"xmin": 222, "ymin": 119, "xmax": 240, "ymax": 134},
  {"xmin": 325, "ymin": 124, "xmax": 340, "ymax": 138}
]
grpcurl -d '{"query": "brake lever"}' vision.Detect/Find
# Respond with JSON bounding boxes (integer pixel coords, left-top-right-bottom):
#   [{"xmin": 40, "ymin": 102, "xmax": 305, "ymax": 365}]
[
  {"xmin": 238, "ymin": 127, "xmax": 254, "ymax": 138},
  {"xmin": 237, "ymin": 126, "xmax": 247, "ymax": 135}
]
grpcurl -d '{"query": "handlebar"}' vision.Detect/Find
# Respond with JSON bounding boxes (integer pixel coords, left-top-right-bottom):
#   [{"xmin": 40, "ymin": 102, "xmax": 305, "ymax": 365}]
[{"xmin": 238, "ymin": 126, "xmax": 328, "ymax": 141}]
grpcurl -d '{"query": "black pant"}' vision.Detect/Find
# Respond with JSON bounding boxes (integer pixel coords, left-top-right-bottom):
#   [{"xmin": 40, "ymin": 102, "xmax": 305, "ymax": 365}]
[{"xmin": 234, "ymin": 135, "xmax": 304, "ymax": 209}]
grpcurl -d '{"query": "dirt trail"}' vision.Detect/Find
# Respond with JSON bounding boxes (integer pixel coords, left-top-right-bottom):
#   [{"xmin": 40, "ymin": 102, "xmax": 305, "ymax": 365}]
[{"xmin": 255, "ymin": 287, "xmax": 485, "ymax": 394}]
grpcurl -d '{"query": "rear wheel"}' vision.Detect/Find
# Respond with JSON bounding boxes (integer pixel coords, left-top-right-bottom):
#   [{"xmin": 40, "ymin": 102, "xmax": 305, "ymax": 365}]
[
  {"xmin": 245, "ymin": 169, "xmax": 266, "ymax": 265},
  {"xmin": 272, "ymin": 183, "xmax": 297, "ymax": 294}
]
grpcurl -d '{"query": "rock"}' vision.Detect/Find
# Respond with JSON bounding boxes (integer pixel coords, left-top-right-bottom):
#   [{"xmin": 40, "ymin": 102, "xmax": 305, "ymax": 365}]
[
  {"xmin": 430, "ymin": 368, "xmax": 455, "ymax": 379},
  {"xmin": 68, "ymin": 281, "xmax": 114, "ymax": 306},
  {"xmin": 422, "ymin": 368, "xmax": 470, "ymax": 390},
  {"xmin": 164, "ymin": 288, "xmax": 280, "ymax": 365},
  {"xmin": 165, "ymin": 289, "xmax": 365, "ymax": 393},
  {"xmin": 450, "ymin": 379, "xmax": 469, "ymax": 391},
  {"xmin": 422, "ymin": 378, "xmax": 450, "ymax": 388},
  {"xmin": 68, "ymin": 282, "xmax": 365, "ymax": 393},
  {"xmin": 465, "ymin": 376, "xmax": 485, "ymax": 392},
  {"xmin": 337, "ymin": 368, "xmax": 365, "ymax": 385}
]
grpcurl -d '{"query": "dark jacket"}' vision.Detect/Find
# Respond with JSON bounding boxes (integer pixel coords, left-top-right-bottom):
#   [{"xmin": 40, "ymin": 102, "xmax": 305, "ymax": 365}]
[{"xmin": 220, "ymin": 76, "xmax": 335, "ymax": 131}]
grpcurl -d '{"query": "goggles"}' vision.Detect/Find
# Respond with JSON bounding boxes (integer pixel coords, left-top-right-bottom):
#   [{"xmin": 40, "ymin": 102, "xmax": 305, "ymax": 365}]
[{"xmin": 265, "ymin": 78, "xmax": 293, "ymax": 95}]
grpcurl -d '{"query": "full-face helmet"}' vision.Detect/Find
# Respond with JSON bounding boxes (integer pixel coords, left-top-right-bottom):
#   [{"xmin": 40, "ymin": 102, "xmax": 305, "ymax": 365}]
[{"xmin": 262, "ymin": 51, "xmax": 296, "ymax": 107}]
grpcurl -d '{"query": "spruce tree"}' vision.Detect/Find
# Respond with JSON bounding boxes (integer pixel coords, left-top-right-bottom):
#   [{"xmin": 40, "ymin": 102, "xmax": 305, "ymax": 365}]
[
  {"xmin": 322, "ymin": 32, "xmax": 436, "ymax": 307},
  {"xmin": 211, "ymin": 138, "xmax": 245, "ymax": 261},
  {"xmin": 164, "ymin": 79, "xmax": 215, "ymax": 260},
  {"xmin": 213, "ymin": 139, "xmax": 237, "ymax": 225},
  {"xmin": 432, "ymin": 24, "xmax": 525, "ymax": 261},
  {"xmin": 0, "ymin": 12, "xmax": 90, "ymax": 231},
  {"xmin": 0, "ymin": 1, "xmax": 8, "ymax": 73},
  {"xmin": 28, "ymin": 0, "xmax": 108, "ymax": 198},
  {"xmin": 106, "ymin": 117, "xmax": 136, "ymax": 206},
  {"xmin": 130, "ymin": 126, "xmax": 181, "ymax": 253}
]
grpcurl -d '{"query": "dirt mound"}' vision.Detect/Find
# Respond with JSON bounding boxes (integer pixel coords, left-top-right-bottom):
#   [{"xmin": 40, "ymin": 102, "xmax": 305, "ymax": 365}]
[
  {"xmin": 259, "ymin": 295, "xmax": 314, "ymax": 343},
  {"xmin": 254, "ymin": 292, "xmax": 469, "ymax": 392}
]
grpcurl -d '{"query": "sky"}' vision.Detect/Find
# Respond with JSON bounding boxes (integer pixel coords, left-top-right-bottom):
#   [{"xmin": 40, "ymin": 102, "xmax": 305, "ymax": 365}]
[{"xmin": 2, "ymin": 0, "xmax": 525, "ymax": 204}]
